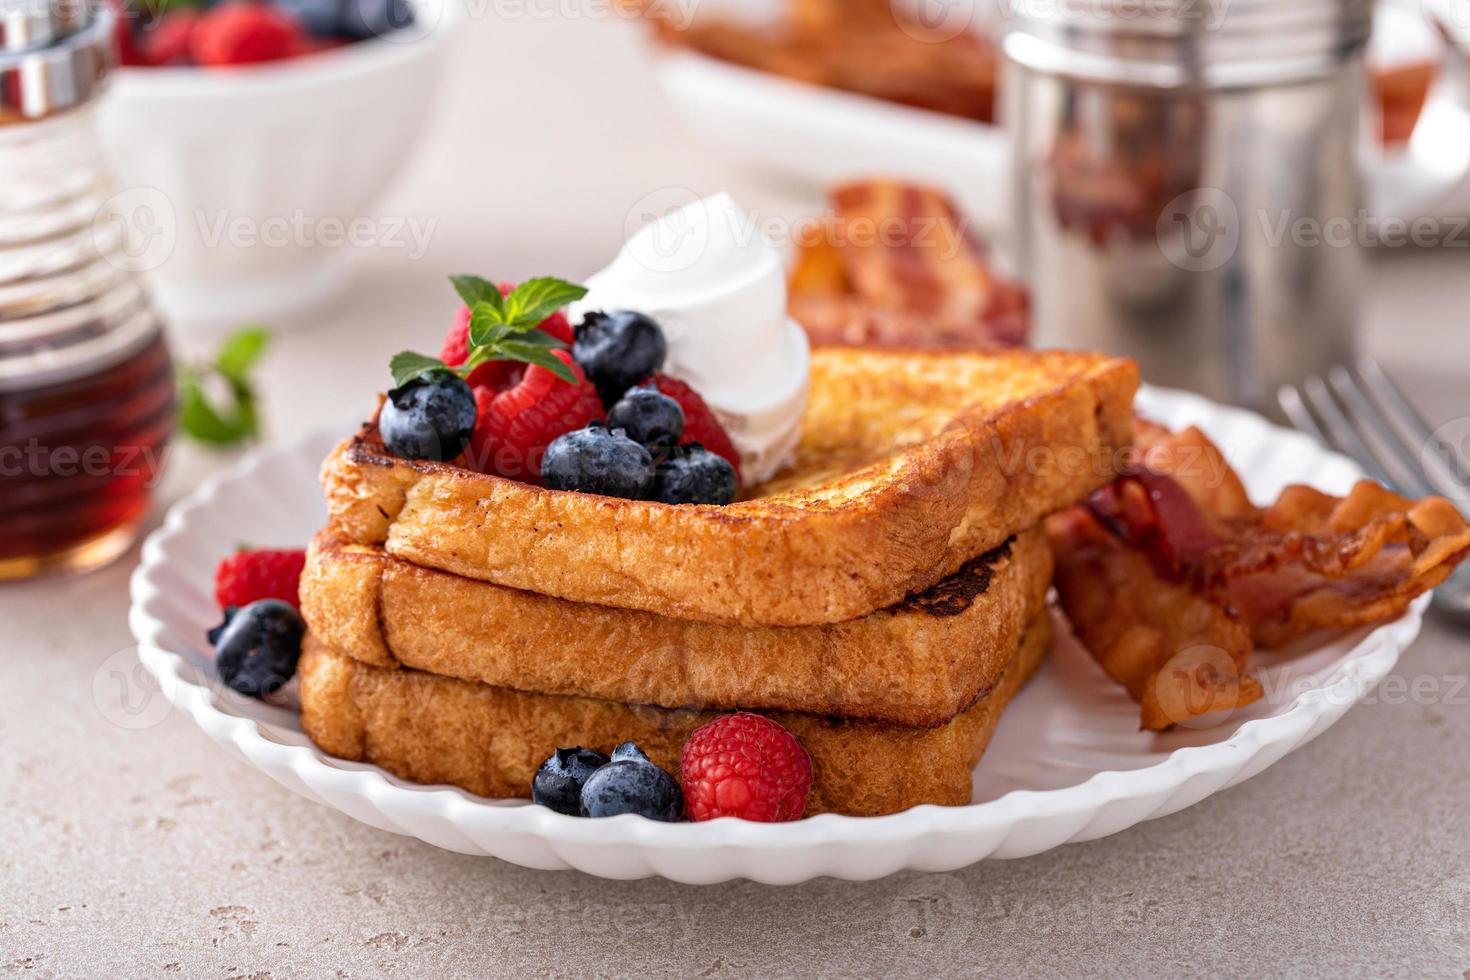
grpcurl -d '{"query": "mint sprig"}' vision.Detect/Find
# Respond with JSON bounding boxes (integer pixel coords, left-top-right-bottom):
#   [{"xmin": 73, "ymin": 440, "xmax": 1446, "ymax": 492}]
[
  {"xmin": 390, "ymin": 276, "xmax": 585, "ymax": 388},
  {"xmin": 178, "ymin": 326, "xmax": 271, "ymax": 447}
]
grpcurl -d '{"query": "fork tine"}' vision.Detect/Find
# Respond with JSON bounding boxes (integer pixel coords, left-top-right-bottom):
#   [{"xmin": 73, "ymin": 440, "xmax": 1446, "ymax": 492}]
[
  {"xmin": 1299, "ymin": 375, "xmax": 1398, "ymax": 487},
  {"xmin": 1326, "ymin": 366, "xmax": 1439, "ymax": 499},
  {"xmin": 1278, "ymin": 383, "xmax": 1330, "ymax": 444},
  {"xmin": 1356, "ymin": 355, "xmax": 1470, "ymax": 490}
]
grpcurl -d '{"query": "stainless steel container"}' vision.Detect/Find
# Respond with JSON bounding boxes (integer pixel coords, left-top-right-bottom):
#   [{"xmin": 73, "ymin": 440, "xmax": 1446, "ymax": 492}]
[{"xmin": 1004, "ymin": 0, "xmax": 1384, "ymax": 411}]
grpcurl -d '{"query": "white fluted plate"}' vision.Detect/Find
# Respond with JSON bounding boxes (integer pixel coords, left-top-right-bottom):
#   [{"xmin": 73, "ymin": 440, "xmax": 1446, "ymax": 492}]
[{"xmin": 128, "ymin": 387, "xmax": 1428, "ymax": 883}]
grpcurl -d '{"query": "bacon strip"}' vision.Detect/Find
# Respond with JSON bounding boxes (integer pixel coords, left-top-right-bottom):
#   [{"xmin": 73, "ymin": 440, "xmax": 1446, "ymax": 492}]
[
  {"xmin": 787, "ymin": 180, "xmax": 1030, "ymax": 350},
  {"xmin": 1051, "ymin": 420, "xmax": 1470, "ymax": 730}
]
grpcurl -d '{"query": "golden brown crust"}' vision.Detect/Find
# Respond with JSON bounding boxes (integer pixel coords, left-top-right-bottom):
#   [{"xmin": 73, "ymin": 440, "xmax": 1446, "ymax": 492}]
[
  {"xmin": 298, "ymin": 614, "xmax": 1051, "ymax": 818},
  {"xmin": 322, "ymin": 347, "xmax": 1138, "ymax": 626},
  {"xmin": 300, "ymin": 527, "xmax": 1052, "ymax": 727}
]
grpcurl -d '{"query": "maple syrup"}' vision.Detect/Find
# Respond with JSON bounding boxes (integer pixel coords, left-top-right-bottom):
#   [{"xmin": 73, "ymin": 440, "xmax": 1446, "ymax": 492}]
[{"xmin": 0, "ymin": 5, "xmax": 176, "ymax": 579}]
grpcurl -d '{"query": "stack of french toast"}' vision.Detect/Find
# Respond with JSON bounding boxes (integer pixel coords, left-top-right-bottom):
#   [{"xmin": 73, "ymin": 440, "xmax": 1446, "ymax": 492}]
[{"xmin": 297, "ymin": 345, "xmax": 1139, "ymax": 817}]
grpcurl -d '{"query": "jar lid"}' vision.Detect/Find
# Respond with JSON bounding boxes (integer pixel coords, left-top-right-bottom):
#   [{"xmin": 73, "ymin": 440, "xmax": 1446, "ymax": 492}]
[
  {"xmin": 0, "ymin": 0, "xmax": 92, "ymax": 52},
  {"xmin": 1003, "ymin": 0, "xmax": 1375, "ymax": 89},
  {"xmin": 0, "ymin": 0, "xmax": 112, "ymax": 120}
]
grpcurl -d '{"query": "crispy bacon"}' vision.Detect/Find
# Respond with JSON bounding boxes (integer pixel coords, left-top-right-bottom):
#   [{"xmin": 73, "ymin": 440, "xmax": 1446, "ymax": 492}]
[
  {"xmin": 1049, "ymin": 508, "xmax": 1261, "ymax": 731},
  {"xmin": 787, "ymin": 180, "xmax": 1030, "ymax": 350},
  {"xmin": 1051, "ymin": 420, "xmax": 1470, "ymax": 730}
]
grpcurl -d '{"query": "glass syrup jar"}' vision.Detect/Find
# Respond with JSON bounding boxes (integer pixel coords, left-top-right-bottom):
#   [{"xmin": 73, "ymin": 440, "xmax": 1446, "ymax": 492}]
[{"xmin": 0, "ymin": 0, "xmax": 175, "ymax": 580}]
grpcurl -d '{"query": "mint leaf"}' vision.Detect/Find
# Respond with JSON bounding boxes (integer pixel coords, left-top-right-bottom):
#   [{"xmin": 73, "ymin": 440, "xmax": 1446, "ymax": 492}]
[
  {"xmin": 214, "ymin": 325, "xmax": 270, "ymax": 382},
  {"xmin": 468, "ymin": 302, "xmax": 513, "ymax": 349},
  {"xmin": 496, "ymin": 343, "xmax": 578, "ymax": 383},
  {"xmin": 503, "ymin": 277, "xmax": 588, "ymax": 328},
  {"xmin": 449, "ymin": 274, "xmax": 503, "ymax": 311},
  {"xmin": 435, "ymin": 273, "xmax": 584, "ymax": 387},
  {"xmin": 389, "ymin": 351, "xmax": 453, "ymax": 388},
  {"xmin": 503, "ymin": 329, "xmax": 566, "ymax": 348},
  {"xmin": 176, "ymin": 328, "xmax": 269, "ymax": 448},
  {"xmin": 177, "ymin": 365, "xmax": 259, "ymax": 446}
]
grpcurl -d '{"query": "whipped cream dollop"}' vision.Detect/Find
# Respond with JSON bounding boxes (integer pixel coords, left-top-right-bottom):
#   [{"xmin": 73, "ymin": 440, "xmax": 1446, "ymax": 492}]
[{"xmin": 573, "ymin": 193, "xmax": 809, "ymax": 484}]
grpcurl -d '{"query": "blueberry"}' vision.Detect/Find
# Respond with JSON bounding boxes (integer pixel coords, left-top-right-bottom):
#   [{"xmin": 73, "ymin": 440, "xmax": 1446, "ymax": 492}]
[
  {"xmin": 541, "ymin": 423, "xmax": 655, "ymax": 499},
  {"xmin": 651, "ymin": 444, "xmax": 738, "ymax": 505},
  {"xmin": 606, "ymin": 386, "xmax": 684, "ymax": 457},
  {"xmin": 610, "ymin": 741, "xmax": 649, "ymax": 763},
  {"xmin": 271, "ymin": 0, "xmax": 339, "ymax": 36},
  {"xmin": 573, "ymin": 310, "xmax": 668, "ymax": 407},
  {"xmin": 580, "ymin": 758, "xmax": 684, "ymax": 821},
  {"xmin": 335, "ymin": 0, "xmax": 415, "ymax": 40},
  {"xmin": 532, "ymin": 747, "xmax": 610, "ymax": 816},
  {"xmin": 209, "ymin": 599, "xmax": 305, "ymax": 700},
  {"xmin": 380, "ymin": 372, "xmax": 476, "ymax": 462}
]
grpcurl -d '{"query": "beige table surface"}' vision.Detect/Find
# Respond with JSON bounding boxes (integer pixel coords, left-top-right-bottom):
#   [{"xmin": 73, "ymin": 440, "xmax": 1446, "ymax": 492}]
[{"xmin": 6, "ymin": 12, "xmax": 1470, "ymax": 978}]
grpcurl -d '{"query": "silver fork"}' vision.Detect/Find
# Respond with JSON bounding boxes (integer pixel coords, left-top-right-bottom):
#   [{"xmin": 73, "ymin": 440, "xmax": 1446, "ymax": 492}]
[{"xmin": 1278, "ymin": 356, "xmax": 1470, "ymax": 623}]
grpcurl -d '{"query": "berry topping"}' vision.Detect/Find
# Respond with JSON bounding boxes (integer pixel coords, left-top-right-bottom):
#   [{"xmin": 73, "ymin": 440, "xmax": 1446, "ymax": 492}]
[
  {"xmin": 681, "ymin": 713, "xmax": 812, "ymax": 823},
  {"xmin": 532, "ymin": 747, "xmax": 610, "ymax": 816},
  {"xmin": 471, "ymin": 350, "xmax": 604, "ymax": 482},
  {"xmin": 214, "ymin": 547, "xmax": 306, "ymax": 610},
  {"xmin": 606, "ymin": 386, "xmax": 685, "ymax": 458},
  {"xmin": 189, "ymin": 2, "xmax": 304, "ymax": 67},
  {"xmin": 652, "ymin": 445, "xmax": 738, "ymax": 506},
  {"xmin": 573, "ymin": 310, "xmax": 668, "ymax": 408},
  {"xmin": 646, "ymin": 374, "xmax": 741, "ymax": 483},
  {"xmin": 580, "ymin": 750, "xmax": 684, "ymax": 822},
  {"xmin": 208, "ymin": 599, "xmax": 306, "ymax": 700},
  {"xmin": 138, "ymin": 10, "xmax": 200, "ymax": 66},
  {"xmin": 380, "ymin": 372, "xmax": 477, "ymax": 462},
  {"xmin": 541, "ymin": 422, "xmax": 654, "ymax": 499}
]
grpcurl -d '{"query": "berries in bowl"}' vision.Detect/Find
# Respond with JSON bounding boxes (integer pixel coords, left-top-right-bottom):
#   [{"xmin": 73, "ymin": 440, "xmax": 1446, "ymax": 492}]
[
  {"xmin": 381, "ymin": 274, "xmax": 743, "ymax": 506},
  {"xmin": 111, "ymin": 0, "xmax": 415, "ymax": 69},
  {"xmin": 94, "ymin": 0, "xmax": 456, "ymax": 328}
]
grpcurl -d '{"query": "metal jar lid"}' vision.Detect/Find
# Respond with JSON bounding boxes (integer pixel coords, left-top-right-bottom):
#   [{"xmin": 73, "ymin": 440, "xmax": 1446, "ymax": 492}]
[
  {"xmin": 0, "ymin": 0, "xmax": 113, "ymax": 120},
  {"xmin": 1003, "ymin": 0, "xmax": 1375, "ymax": 89}
]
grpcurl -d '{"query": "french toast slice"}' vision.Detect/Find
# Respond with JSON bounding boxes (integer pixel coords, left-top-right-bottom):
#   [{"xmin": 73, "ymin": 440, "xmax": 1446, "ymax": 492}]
[
  {"xmin": 298, "ymin": 612, "xmax": 1051, "ymax": 818},
  {"xmin": 322, "ymin": 347, "xmax": 1137, "ymax": 626},
  {"xmin": 300, "ymin": 525, "xmax": 1051, "ymax": 727}
]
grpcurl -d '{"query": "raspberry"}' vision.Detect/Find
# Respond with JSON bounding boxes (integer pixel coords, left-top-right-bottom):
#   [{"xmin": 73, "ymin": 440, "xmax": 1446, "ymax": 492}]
[
  {"xmin": 138, "ymin": 10, "xmax": 199, "ymax": 66},
  {"xmin": 681, "ymin": 713, "xmax": 812, "ymax": 822},
  {"xmin": 440, "ymin": 283, "xmax": 575, "ymax": 391},
  {"xmin": 468, "ymin": 350, "xmax": 603, "ymax": 483},
  {"xmin": 108, "ymin": 0, "xmax": 146, "ymax": 66},
  {"xmin": 214, "ymin": 548, "xmax": 306, "ymax": 610},
  {"xmin": 647, "ymin": 374, "xmax": 741, "ymax": 484},
  {"xmin": 190, "ymin": 2, "xmax": 303, "ymax": 67}
]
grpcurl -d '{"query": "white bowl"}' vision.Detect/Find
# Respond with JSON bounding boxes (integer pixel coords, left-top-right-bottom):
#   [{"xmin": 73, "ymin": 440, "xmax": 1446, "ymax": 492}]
[{"xmin": 96, "ymin": 0, "xmax": 458, "ymax": 330}]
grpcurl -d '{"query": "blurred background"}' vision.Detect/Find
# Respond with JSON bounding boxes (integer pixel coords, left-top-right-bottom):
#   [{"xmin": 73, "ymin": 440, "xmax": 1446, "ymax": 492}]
[{"xmin": 4, "ymin": 0, "xmax": 1470, "ymax": 592}]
